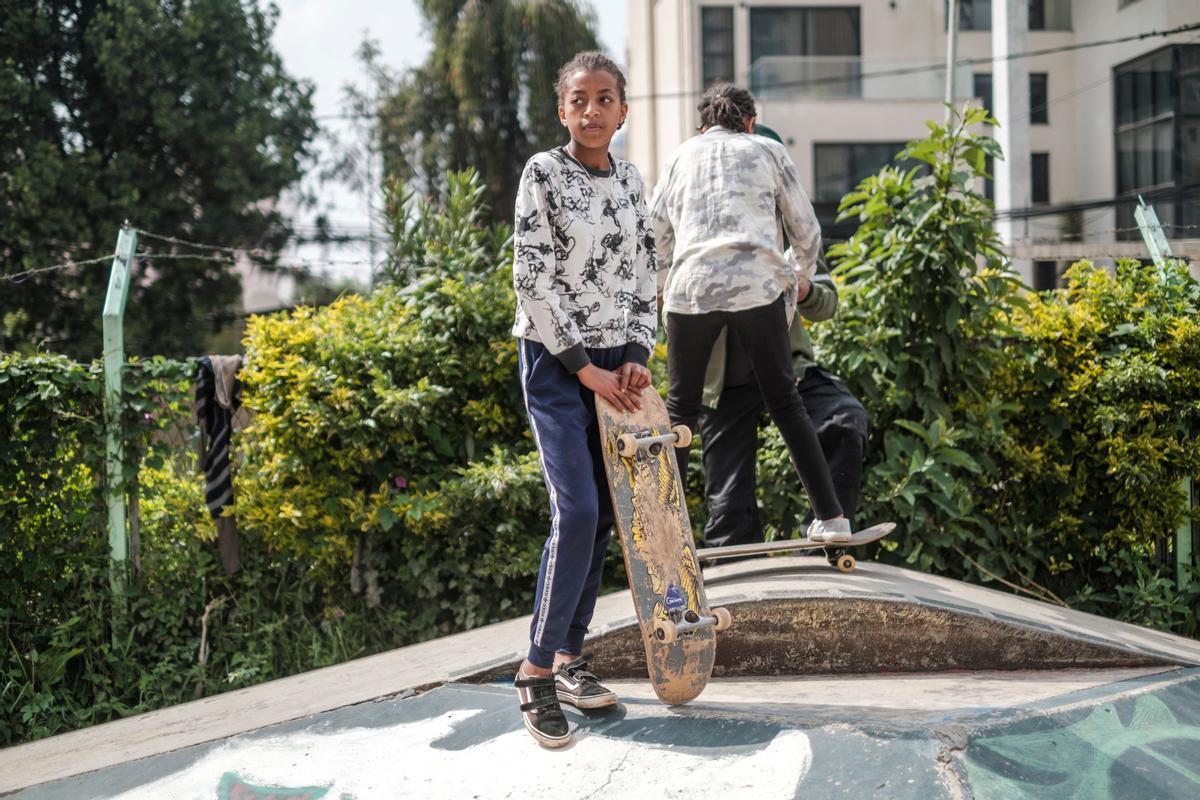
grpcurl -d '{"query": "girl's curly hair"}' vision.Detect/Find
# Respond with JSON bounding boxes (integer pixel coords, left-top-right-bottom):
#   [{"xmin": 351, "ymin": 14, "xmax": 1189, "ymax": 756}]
[{"xmin": 555, "ymin": 51, "xmax": 627, "ymax": 103}]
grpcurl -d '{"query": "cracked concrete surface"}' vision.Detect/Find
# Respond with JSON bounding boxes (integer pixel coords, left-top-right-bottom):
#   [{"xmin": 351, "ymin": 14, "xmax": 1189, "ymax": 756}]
[{"xmin": 9, "ymin": 670, "xmax": 1200, "ymax": 800}]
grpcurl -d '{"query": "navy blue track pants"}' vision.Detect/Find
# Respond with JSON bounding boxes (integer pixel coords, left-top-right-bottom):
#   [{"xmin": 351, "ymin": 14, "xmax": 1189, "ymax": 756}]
[{"xmin": 518, "ymin": 338, "xmax": 628, "ymax": 668}]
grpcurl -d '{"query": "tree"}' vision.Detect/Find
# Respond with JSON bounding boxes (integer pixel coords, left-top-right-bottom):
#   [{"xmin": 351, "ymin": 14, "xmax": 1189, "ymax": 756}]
[
  {"xmin": 0, "ymin": 0, "xmax": 317, "ymax": 360},
  {"xmin": 375, "ymin": 0, "xmax": 600, "ymax": 224}
]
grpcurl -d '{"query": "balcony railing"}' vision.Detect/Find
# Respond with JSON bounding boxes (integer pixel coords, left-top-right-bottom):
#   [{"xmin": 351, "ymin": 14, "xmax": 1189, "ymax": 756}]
[{"xmin": 750, "ymin": 56, "xmax": 973, "ymax": 102}]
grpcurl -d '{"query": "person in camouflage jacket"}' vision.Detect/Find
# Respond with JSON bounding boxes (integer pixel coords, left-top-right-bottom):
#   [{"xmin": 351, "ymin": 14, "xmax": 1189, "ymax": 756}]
[{"xmin": 650, "ymin": 83, "xmax": 856, "ymax": 544}]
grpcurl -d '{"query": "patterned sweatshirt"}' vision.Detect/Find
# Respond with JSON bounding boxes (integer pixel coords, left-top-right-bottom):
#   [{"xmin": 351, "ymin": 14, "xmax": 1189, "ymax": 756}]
[
  {"xmin": 512, "ymin": 147, "xmax": 657, "ymax": 374},
  {"xmin": 650, "ymin": 126, "xmax": 822, "ymax": 319}
]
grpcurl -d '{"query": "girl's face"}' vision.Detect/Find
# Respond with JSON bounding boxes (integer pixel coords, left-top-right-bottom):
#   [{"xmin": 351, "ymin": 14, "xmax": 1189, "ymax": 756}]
[{"xmin": 558, "ymin": 69, "xmax": 627, "ymax": 150}]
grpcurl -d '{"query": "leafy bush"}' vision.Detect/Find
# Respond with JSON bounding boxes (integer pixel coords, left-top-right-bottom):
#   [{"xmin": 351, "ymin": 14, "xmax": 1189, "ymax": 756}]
[
  {"xmin": 759, "ymin": 106, "xmax": 1022, "ymax": 557},
  {"xmin": 981, "ymin": 260, "xmax": 1200, "ymax": 632},
  {"xmin": 1, "ymin": 354, "xmax": 105, "ymax": 632},
  {"xmin": 764, "ymin": 107, "xmax": 1198, "ymax": 634},
  {"xmin": 234, "ymin": 169, "xmax": 561, "ymax": 630},
  {"xmin": 0, "ymin": 354, "xmax": 198, "ymax": 743},
  {"xmin": 234, "ymin": 278, "xmax": 522, "ymax": 571}
]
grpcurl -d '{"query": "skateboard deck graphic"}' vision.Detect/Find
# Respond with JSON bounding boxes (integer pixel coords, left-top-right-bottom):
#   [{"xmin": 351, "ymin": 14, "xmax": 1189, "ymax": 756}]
[
  {"xmin": 696, "ymin": 523, "xmax": 896, "ymax": 572},
  {"xmin": 596, "ymin": 388, "xmax": 729, "ymax": 706}
]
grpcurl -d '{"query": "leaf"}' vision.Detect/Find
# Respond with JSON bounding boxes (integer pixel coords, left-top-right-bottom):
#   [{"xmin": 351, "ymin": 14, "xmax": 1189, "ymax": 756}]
[
  {"xmin": 938, "ymin": 448, "xmax": 982, "ymax": 473},
  {"xmin": 377, "ymin": 506, "xmax": 398, "ymax": 532},
  {"xmin": 894, "ymin": 419, "xmax": 932, "ymax": 444}
]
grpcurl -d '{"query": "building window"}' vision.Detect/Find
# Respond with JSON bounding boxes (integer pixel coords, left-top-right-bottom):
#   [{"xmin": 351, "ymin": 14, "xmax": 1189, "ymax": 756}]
[
  {"xmin": 749, "ymin": 7, "xmax": 861, "ymax": 97},
  {"xmin": 1030, "ymin": 73, "xmax": 1048, "ymax": 123},
  {"xmin": 1033, "ymin": 261, "xmax": 1061, "ymax": 291},
  {"xmin": 813, "ymin": 142, "xmax": 906, "ymax": 204},
  {"xmin": 1114, "ymin": 45, "xmax": 1200, "ymax": 239},
  {"xmin": 973, "ymin": 72, "xmax": 1049, "ymax": 122},
  {"xmin": 1032, "ymin": 152, "xmax": 1050, "ymax": 204},
  {"xmin": 955, "ymin": 0, "xmax": 992, "ymax": 31},
  {"xmin": 701, "ymin": 7, "xmax": 735, "ymax": 89},
  {"xmin": 749, "ymin": 7, "xmax": 861, "ymax": 62},
  {"xmin": 950, "ymin": 0, "xmax": 1071, "ymax": 32},
  {"xmin": 812, "ymin": 141, "xmax": 907, "ymax": 240},
  {"xmin": 985, "ymin": 154, "xmax": 1047, "ymax": 205},
  {"xmin": 973, "ymin": 73, "xmax": 993, "ymax": 113}
]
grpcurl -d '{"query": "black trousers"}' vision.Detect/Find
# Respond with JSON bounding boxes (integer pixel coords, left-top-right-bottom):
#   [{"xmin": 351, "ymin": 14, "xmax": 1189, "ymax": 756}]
[
  {"xmin": 699, "ymin": 367, "xmax": 868, "ymax": 548},
  {"xmin": 665, "ymin": 294, "xmax": 843, "ymax": 520}
]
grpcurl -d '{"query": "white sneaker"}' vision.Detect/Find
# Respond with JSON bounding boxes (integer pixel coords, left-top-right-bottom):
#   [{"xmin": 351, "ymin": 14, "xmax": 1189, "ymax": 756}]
[{"xmin": 807, "ymin": 518, "xmax": 852, "ymax": 544}]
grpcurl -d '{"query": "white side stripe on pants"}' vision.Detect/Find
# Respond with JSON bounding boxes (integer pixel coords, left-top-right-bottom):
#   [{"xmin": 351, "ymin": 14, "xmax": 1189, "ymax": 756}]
[{"xmin": 518, "ymin": 344, "xmax": 563, "ymax": 649}]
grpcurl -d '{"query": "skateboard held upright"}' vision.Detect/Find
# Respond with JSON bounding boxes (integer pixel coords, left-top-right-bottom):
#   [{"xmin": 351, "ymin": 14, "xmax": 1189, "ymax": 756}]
[{"xmin": 596, "ymin": 388, "xmax": 731, "ymax": 706}]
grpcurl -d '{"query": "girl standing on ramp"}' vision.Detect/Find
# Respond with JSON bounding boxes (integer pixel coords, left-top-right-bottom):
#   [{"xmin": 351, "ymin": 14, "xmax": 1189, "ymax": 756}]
[{"xmin": 511, "ymin": 51, "xmax": 657, "ymax": 748}]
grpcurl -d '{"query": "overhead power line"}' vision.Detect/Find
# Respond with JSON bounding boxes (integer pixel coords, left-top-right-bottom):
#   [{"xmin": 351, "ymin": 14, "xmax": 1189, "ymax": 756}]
[
  {"xmin": 995, "ymin": 183, "xmax": 1200, "ymax": 220},
  {"xmin": 315, "ymin": 21, "xmax": 1200, "ymax": 119},
  {"xmin": 3, "ymin": 227, "xmax": 387, "ymax": 284}
]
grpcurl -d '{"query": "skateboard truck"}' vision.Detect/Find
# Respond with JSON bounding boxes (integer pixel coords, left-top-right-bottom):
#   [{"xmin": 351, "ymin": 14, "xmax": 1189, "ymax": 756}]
[
  {"xmin": 653, "ymin": 607, "xmax": 732, "ymax": 644},
  {"xmin": 616, "ymin": 425, "xmax": 692, "ymax": 459}
]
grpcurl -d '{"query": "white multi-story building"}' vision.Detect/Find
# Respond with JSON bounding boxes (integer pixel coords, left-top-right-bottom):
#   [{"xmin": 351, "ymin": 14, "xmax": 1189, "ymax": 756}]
[{"xmin": 626, "ymin": 0, "xmax": 1200, "ymax": 287}]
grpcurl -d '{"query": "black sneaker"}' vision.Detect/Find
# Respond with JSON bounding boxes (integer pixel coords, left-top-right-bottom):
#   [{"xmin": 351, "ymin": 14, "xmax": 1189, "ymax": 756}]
[
  {"xmin": 554, "ymin": 654, "xmax": 618, "ymax": 709},
  {"xmin": 515, "ymin": 670, "xmax": 572, "ymax": 748}
]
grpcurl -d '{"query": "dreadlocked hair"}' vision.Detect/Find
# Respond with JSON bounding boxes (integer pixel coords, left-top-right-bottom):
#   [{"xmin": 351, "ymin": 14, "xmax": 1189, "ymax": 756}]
[
  {"xmin": 555, "ymin": 51, "xmax": 627, "ymax": 103},
  {"xmin": 697, "ymin": 83, "xmax": 757, "ymax": 132}
]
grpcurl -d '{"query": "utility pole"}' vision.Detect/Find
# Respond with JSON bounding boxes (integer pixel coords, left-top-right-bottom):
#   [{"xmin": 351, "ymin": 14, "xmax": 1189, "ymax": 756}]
[
  {"xmin": 945, "ymin": 0, "xmax": 959, "ymax": 118},
  {"xmin": 993, "ymin": 0, "xmax": 1032, "ymax": 285}
]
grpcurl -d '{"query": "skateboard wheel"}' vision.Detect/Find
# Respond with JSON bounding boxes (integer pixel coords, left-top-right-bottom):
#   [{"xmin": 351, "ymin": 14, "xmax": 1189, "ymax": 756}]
[
  {"xmin": 653, "ymin": 619, "xmax": 678, "ymax": 644},
  {"xmin": 836, "ymin": 554, "xmax": 856, "ymax": 573},
  {"xmin": 671, "ymin": 424, "xmax": 692, "ymax": 448},
  {"xmin": 712, "ymin": 606, "xmax": 732, "ymax": 631},
  {"xmin": 617, "ymin": 433, "xmax": 639, "ymax": 457}
]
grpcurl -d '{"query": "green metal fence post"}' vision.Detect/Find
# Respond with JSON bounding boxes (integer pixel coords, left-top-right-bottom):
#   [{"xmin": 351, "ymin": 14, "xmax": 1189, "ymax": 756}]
[
  {"xmin": 103, "ymin": 224, "xmax": 137, "ymax": 597},
  {"xmin": 1134, "ymin": 201, "xmax": 1193, "ymax": 590},
  {"xmin": 1134, "ymin": 195, "xmax": 1172, "ymax": 272},
  {"xmin": 1180, "ymin": 477, "xmax": 1194, "ymax": 592}
]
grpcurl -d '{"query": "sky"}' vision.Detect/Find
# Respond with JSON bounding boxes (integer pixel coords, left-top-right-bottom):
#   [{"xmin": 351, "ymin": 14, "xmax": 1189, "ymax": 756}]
[{"xmin": 270, "ymin": 0, "xmax": 628, "ymax": 289}]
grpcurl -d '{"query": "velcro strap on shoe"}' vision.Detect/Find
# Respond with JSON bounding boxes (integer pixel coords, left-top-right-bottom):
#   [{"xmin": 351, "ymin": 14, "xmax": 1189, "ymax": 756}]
[
  {"xmin": 515, "ymin": 675, "xmax": 555, "ymax": 690},
  {"xmin": 520, "ymin": 695, "xmax": 564, "ymax": 714},
  {"xmin": 559, "ymin": 653, "xmax": 597, "ymax": 679}
]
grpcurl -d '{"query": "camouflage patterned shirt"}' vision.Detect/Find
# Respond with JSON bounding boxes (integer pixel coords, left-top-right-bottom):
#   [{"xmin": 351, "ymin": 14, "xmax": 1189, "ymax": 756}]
[
  {"xmin": 512, "ymin": 147, "xmax": 657, "ymax": 372},
  {"xmin": 650, "ymin": 126, "xmax": 821, "ymax": 316}
]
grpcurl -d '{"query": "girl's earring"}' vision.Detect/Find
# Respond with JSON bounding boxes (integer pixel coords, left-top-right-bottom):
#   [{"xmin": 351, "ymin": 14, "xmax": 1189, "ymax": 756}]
[{"xmin": 618, "ymin": 119, "xmax": 625, "ymax": 130}]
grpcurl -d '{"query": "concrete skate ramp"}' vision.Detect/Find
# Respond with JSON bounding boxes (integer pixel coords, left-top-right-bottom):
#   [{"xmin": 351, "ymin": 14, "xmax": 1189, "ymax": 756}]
[
  {"xmin": 579, "ymin": 558, "xmax": 1200, "ymax": 679},
  {"xmin": 463, "ymin": 558, "xmax": 1200, "ymax": 683},
  {"xmin": 3, "ymin": 559, "xmax": 1200, "ymax": 798}
]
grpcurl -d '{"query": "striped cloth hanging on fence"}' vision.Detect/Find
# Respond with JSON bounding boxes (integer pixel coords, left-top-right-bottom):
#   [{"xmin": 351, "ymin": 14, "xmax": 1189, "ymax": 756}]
[{"xmin": 195, "ymin": 355, "xmax": 242, "ymax": 574}]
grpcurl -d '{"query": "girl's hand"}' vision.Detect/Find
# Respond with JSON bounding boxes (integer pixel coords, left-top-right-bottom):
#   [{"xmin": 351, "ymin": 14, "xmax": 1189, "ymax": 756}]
[
  {"xmin": 616, "ymin": 362, "xmax": 652, "ymax": 394},
  {"xmin": 578, "ymin": 364, "xmax": 642, "ymax": 412}
]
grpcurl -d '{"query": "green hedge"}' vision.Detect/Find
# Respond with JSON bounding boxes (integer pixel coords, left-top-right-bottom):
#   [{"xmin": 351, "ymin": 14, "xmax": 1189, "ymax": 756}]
[
  {"xmin": 980, "ymin": 260, "xmax": 1200, "ymax": 631},
  {"xmin": 1, "ymin": 354, "xmax": 196, "ymax": 742}
]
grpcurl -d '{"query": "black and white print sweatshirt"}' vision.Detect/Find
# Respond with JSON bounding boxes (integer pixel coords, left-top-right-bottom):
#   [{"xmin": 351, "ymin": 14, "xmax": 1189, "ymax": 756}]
[{"xmin": 511, "ymin": 147, "xmax": 657, "ymax": 374}]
